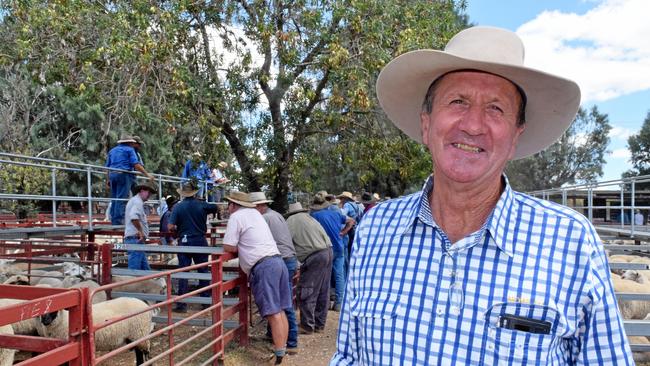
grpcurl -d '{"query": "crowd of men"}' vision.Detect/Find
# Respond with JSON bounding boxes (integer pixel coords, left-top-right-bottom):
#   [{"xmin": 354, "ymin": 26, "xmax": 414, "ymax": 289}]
[{"xmin": 104, "ymin": 139, "xmax": 383, "ymax": 364}]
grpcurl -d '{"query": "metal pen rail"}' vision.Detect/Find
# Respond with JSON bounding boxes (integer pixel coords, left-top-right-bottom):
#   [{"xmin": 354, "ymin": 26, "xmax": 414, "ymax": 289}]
[{"xmin": 0, "ymin": 152, "xmax": 216, "ymax": 230}]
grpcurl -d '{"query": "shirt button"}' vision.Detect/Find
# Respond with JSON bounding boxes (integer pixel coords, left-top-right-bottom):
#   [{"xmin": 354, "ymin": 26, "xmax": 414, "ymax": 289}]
[
  {"xmin": 487, "ymin": 343, "xmax": 494, "ymax": 351},
  {"xmin": 436, "ymin": 308, "xmax": 444, "ymax": 316}
]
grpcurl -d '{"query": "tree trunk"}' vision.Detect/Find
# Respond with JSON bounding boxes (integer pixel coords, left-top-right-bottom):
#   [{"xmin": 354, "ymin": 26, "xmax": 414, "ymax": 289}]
[{"xmin": 219, "ymin": 120, "xmax": 261, "ymax": 192}]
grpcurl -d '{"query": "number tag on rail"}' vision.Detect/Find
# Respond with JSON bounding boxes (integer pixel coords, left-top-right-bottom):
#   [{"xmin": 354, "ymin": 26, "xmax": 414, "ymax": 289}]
[{"xmin": 114, "ymin": 243, "xmax": 125, "ymax": 250}]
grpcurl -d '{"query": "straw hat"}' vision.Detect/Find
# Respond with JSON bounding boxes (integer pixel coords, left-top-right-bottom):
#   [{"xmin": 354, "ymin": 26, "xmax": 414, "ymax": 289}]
[
  {"xmin": 376, "ymin": 26, "xmax": 581, "ymax": 159},
  {"xmin": 249, "ymin": 192, "xmax": 273, "ymax": 205},
  {"xmin": 117, "ymin": 134, "xmax": 137, "ymax": 144},
  {"xmin": 218, "ymin": 161, "xmax": 228, "ymax": 169},
  {"xmin": 133, "ymin": 135, "xmax": 144, "ymax": 145},
  {"xmin": 337, "ymin": 191, "xmax": 354, "ymax": 201},
  {"xmin": 285, "ymin": 202, "xmax": 309, "ymax": 217},
  {"xmin": 225, "ymin": 191, "xmax": 256, "ymax": 208},
  {"xmin": 132, "ymin": 181, "xmax": 158, "ymax": 195},
  {"xmin": 310, "ymin": 193, "xmax": 330, "ymax": 211},
  {"xmin": 177, "ymin": 182, "xmax": 199, "ymax": 198}
]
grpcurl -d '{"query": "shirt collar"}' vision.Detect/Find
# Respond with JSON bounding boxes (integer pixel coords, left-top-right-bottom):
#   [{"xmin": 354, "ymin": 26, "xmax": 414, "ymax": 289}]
[{"xmin": 398, "ymin": 174, "xmax": 518, "ymax": 257}]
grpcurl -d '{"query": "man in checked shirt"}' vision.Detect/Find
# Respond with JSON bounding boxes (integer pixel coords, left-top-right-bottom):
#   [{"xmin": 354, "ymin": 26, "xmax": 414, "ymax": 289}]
[{"xmin": 331, "ymin": 26, "xmax": 632, "ymax": 365}]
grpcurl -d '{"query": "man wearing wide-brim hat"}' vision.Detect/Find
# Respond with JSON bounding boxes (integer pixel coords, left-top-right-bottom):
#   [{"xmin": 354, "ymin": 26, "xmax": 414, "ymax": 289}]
[
  {"xmin": 182, "ymin": 152, "xmax": 211, "ymax": 200},
  {"xmin": 331, "ymin": 26, "xmax": 631, "ymax": 365},
  {"xmin": 309, "ymin": 193, "xmax": 354, "ymax": 313},
  {"xmin": 123, "ymin": 181, "xmax": 157, "ymax": 271},
  {"xmin": 222, "ymin": 191, "xmax": 291, "ymax": 364},
  {"xmin": 167, "ymin": 181, "xmax": 219, "ymax": 312},
  {"xmin": 105, "ymin": 133, "xmax": 155, "ymax": 225},
  {"xmin": 250, "ymin": 192, "xmax": 299, "ymax": 352},
  {"xmin": 285, "ymin": 202, "xmax": 333, "ymax": 335}
]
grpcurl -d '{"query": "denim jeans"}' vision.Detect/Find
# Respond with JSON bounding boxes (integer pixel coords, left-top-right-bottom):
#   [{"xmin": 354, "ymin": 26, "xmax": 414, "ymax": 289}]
[
  {"xmin": 126, "ymin": 236, "xmax": 150, "ymax": 270},
  {"xmin": 109, "ymin": 172, "xmax": 135, "ymax": 225},
  {"xmin": 267, "ymin": 256, "xmax": 299, "ymax": 348},
  {"xmin": 331, "ymin": 251, "xmax": 346, "ymax": 306}
]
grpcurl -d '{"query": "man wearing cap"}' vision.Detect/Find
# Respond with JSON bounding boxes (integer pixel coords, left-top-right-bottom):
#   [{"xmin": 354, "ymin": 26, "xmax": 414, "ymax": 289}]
[
  {"xmin": 360, "ymin": 191, "xmax": 377, "ymax": 216},
  {"xmin": 285, "ymin": 202, "xmax": 333, "ymax": 334},
  {"xmin": 124, "ymin": 181, "xmax": 157, "ymax": 270},
  {"xmin": 105, "ymin": 134, "xmax": 155, "ymax": 225},
  {"xmin": 159, "ymin": 195, "xmax": 177, "ymax": 246},
  {"xmin": 310, "ymin": 193, "xmax": 354, "ymax": 312},
  {"xmin": 250, "ymin": 192, "xmax": 299, "ymax": 353},
  {"xmin": 222, "ymin": 191, "xmax": 291, "ymax": 364},
  {"xmin": 182, "ymin": 152, "xmax": 211, "ymax": 199},
  {"xmin": 331, "ymin": 26, "xmax": 631, "ymax": 365},
  {"xmin": 168, "ymin": 181, "xmax": 219, "ymax": 313}
]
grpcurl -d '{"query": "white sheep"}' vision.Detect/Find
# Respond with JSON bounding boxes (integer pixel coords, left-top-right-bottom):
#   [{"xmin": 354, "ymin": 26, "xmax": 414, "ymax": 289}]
[
  {"xmin": 0, "ymin": 324, "xmax": 15, "ymax": 366},
  {"xmin": 112, "ymin": 276, "xmax": 166, "ymax": 295},
  {"xmin": 36, "ymin": 297, "xmax": 154, "ymax": 365},
  {"xmin": 68, "ymin": 280, "xmax": 107, "ymax": 304},
  {"xmin": 612, "ymin": 276, "xmax": 650, "ymax": 319},
  {"xmin": 0, "ymin": 299, "xmax": 39, "ymax": 336}
]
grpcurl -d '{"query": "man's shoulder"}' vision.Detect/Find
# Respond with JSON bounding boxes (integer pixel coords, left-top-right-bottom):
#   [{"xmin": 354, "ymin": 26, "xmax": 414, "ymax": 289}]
[{"xmin": 510, "ymin": 190, "xmax": 593, "ymax": 228}]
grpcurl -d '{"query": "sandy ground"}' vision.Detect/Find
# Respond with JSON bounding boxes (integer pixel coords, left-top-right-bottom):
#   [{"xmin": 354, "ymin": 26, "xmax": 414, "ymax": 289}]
[{"xmin": 225, "ymin": 310, "xmax": 340, "ymax": 366}]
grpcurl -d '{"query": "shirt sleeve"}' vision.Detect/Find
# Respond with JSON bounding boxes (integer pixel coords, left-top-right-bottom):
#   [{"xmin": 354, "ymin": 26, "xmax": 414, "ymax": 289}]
[
  {"xmin": 127, "ymin": 147, "xmax": 139, "ymax": 167},
  {"xmin": 126, "ymin": 201, "xmax": 144, "ymax": 223},
  {"xmin": 223, "ymin": 215, "xmax": 241, "ymax": 247},
  {"xmin": 330, "ymin": 235, "xmax": 360, "ymax": 365},
  {"xmin": 169, "ymin": 206, "xmax": 177, "ymax": 225},
  {"xmin": 576, "ymin": 234, "xmax": 633, "ymax": 365}
]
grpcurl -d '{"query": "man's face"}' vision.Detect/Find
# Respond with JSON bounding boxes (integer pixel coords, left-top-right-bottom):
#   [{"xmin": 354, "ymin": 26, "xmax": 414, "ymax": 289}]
[
  {"xmin": 255, "ymin": 204, "xmax": 267, "ymax": 214},
  {"xmin": 420, "ymin": 71, "xmax": 525, "ymax": 186},
  {"xmin": 140, "ymin": 190, "xmax": 151, "ymax": 201}
]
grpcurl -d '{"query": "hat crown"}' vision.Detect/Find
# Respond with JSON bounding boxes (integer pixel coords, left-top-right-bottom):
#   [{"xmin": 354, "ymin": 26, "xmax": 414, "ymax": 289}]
[
  {"xmin": 249, "ymin": 191, "xmax": 272, "ymax": 203},
  {"xmin": 313, "ymin": 193, "xmax": 326, "ymax": 205},
  {"xmin": 288, "ymin": 202, "xmax": 304, "ymax": 212},
  {"xmin": 445, "ymin": 26, "xmax": 525, "ymax": 66}
]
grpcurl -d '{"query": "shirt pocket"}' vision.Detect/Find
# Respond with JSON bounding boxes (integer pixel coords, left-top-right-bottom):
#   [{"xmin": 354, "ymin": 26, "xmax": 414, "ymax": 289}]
[
  {"xmin": 350, "ymin": 292, "xmax": 405, "ymax": 363},
  {"xmin": 484, "ymin": 302, "xmax": 560, "ymax": 365}
]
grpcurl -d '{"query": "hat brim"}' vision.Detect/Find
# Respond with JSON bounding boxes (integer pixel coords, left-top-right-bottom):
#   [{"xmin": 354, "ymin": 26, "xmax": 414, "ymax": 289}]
[
  {"xmin": 134, "ymin": 184, "xmax": 157, "ymax": 194},
  {"xmin": 225, "ymin": 196, "xmax": 256, "ymax": 208},
  {"xmin": 117, "ymin": 139, "xmax": 137, "ymax": 144},
  {"xmin": 285, "ymin": 208, "xmax": 309, "ymax": 217},
  {"xmin": 176, "ymin": 187, "xmax": 198, "ymax": 198},
  {"xmin": 376, "ymin": 49, "xmax": 581, "ymax": 159},
  {"xmin": 310, "ymin": 202, "xmax": 330, "ymax": 210},
  {"xmin": 361, "ymin": 199, "xmax": 376, "ymax": 205},
  {"xmin": 252, "ymin": 199, "xmax": 274, "ymax": 205}
]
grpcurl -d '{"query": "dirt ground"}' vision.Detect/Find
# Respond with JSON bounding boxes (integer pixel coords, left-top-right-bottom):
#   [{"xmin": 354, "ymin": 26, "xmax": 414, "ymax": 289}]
[
  {"xmin": 225, "ymin": 310, "xmax": 340, "ymax": 366},
  {"xmin": 100, "ymin": 306, "xmax": 340, "ymax": 366}
]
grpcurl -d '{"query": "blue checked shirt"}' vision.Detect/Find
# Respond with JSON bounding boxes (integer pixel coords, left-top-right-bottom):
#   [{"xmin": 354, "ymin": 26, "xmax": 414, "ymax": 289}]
[{"xmin": 331, "ymin": 175, "xmax": 632, "ymax": 365}]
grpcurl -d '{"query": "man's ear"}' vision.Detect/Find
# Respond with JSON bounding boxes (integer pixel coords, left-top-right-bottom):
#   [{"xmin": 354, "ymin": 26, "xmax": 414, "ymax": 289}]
[{"xmin": 420, "ymin": 112, "xmax": 431, "ymax": 146}]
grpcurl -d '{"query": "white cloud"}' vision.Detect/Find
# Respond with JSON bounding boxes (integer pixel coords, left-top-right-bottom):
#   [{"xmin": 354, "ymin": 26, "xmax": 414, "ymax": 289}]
[
  {"xmin": 611, "ymin": 148, "xmax": 631, "ymax": 159},
  {"xmin": 609, "ymin": 125, "xmax": 635, "ymax": 140},
  {"xmin": 517, "ymin": 0, "xmax": 650, "ymax": 103}
]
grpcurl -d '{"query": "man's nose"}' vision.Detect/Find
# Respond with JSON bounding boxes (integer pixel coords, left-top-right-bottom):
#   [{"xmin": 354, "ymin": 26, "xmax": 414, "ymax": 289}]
[{"xmin": 457, "ymin": 105, "xmax": 486, "ymax": 135}]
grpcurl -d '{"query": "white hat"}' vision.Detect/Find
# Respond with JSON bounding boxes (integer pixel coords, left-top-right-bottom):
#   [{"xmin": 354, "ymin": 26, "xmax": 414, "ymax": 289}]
[
  {"xmin": 249, "ymin": 191, "xmax": 273, "ymax": 204},
  {"xmin": 376, "ymin": 26, "xmax": 581, "ymax": 159}
]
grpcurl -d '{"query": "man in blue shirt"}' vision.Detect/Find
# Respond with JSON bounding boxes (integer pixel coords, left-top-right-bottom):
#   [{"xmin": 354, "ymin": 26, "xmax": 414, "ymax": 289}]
[
  {"xmin": 331, "ymin": 26, "xmax": 632, "ymax": 365},
  {"xmin": 168, "ymin": 182, "xmax": 219, "ymax": 313},
  {"xmin": 310, "ymin": 193, "xmax": 354, "ymax": 312},
  {"xmin": 182, "ymin": 152, "xmax": 211, "ymax": 199},
  {"xmin": 105, "ymin": 134, "xmax": 154, "ymax": 225}
]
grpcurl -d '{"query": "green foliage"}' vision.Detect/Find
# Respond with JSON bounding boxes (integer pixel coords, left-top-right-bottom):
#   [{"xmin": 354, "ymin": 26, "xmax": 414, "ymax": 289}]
[
  {"xmin": 624, "ymin": 111, "xmax": 650, "ymax": 178},
  {"xmin": 0, "ymin": 0, "xmax": 469, "ymax": 212},
  {"xmin": 506, "ymin": 106, "xmax": 611, "ymax": 191}
]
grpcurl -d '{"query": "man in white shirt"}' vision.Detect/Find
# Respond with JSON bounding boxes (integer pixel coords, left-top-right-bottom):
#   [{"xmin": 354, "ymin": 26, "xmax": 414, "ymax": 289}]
[
  {"xmin": 124, "ymin": 181, "xmax": 157, "ymax": 270},
  {"xmin": 222, "ymin": 191, "xmax": 291, "ymax": 364}
]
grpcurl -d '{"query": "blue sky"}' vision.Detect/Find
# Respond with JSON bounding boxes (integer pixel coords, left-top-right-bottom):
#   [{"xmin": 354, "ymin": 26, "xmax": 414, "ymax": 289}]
[{"xmin": 465, "ymin": 0, "xmax": 650, "ymax": 181}]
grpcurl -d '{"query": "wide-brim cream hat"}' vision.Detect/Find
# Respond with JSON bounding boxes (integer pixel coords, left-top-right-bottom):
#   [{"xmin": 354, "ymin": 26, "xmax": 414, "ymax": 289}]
[
  {"xmin": 337, "ymin": 191, "xmax": 354, "ymax": 201},
  {"xmin": 376, "ymin": 26, "xmax": 581, "ymax": 160},
  {"xmin": 117, "ymin": 134, "xmax": 137, "ymax": 144},
  {"xmin": 249, "ymin": 191, "xmax": 273, "ymax": 204},
  {"xmin": 285, "ymin": 202, "xmax": 309, "ymax": 217},
  {"xmin": 225, "ymin": 191, "xmax": 256, "ymax": 208}
]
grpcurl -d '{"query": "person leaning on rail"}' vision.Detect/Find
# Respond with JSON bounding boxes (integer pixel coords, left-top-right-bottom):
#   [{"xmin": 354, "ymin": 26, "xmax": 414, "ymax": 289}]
[
  {"xmin": 330, "ymin": 26, "xmax": 632, "ymax": 365},
  {"xmin": 222, "ymin": 191, "xmax": 291, "ymax": 364}
]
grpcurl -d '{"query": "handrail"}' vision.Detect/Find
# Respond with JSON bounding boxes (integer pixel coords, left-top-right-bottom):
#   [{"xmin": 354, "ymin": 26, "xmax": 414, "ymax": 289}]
[{"xmin": 0, "ymin": 152, "xmax": 222, "ymax": 231}]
